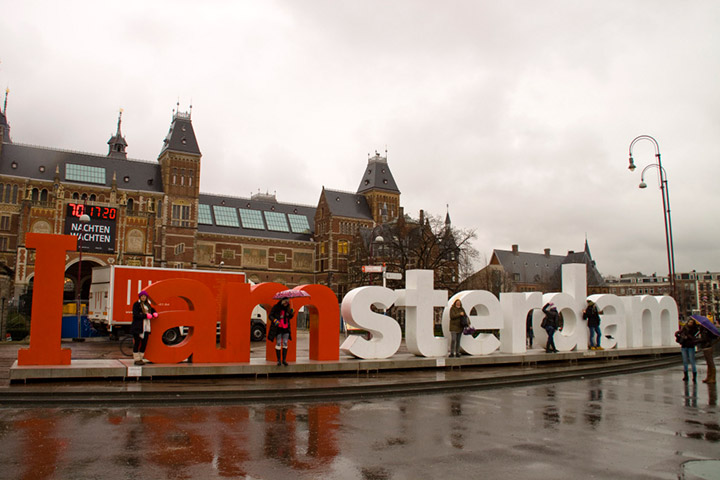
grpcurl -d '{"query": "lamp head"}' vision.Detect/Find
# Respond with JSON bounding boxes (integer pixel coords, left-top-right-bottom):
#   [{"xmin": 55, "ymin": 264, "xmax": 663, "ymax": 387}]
[
  {"xmin": 628, "ymin": 156, "xmax": 636, "ymax": 172},
  {"xmin": 638, "ymin": 181, "xmax": 647, "ymax": 189},
  {"xmin": 79, "ymin": 214, "xmax": 91, "ymax": 223}
]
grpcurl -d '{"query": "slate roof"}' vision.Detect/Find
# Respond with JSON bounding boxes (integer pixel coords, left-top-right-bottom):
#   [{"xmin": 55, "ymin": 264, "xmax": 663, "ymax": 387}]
[
  {"xmin": 492, "ymin": 249, "xmax": 566, "ymax": 284},
  {"xmin": 321, "ymin": 189, "xmax": 373, "ymax": 220},
  {"xmin": 197, "ymin": 192, "xmax": 316, "ymax": 242},
  {"xmin": 160, "ymin": 113, "xmax": 201, "ymax": 156},
  {"xmin": 0, "ymin": 142, "xmax": 164, "ymax": 193},
  {"xmin": 356, "ymin": 152, "xmax": 400, "ymax": 194},
  {"xmin": 492, "ymin": 243, "xmax": 605, "ymax": 286}
]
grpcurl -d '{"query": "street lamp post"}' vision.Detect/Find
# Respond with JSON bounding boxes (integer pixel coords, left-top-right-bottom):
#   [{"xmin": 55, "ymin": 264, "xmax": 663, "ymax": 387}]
[
  {"xmin": 628, "ymin": 135, "xmax": 676, "ymax": 298},
  {"xmin": 73, "ymin": 212, "xmax": 91, "ymax": 342}
]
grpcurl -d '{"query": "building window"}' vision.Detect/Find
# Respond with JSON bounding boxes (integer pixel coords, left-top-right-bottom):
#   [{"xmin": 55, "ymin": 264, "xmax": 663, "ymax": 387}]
[
  {"xmin": 127, "ymin": 198, "xmax": 134, "ymax": 215},
  {"xmin": 174, "ymin": 243, "xmax": 185, "ymax": 255},
  {"xmin": 0, "ymin": 216, "xmax": 9, "ymax": 231},
  {"xmin": 338, "ymin": 240, "xmax": 349, "ymax": 255},
  {"xmin": 172, "ymin": 203, "xmax": 191, "ymax": 227},
  {"xmin": 0, "ymin": 237, "xmax": 7, "ymax": 251}
]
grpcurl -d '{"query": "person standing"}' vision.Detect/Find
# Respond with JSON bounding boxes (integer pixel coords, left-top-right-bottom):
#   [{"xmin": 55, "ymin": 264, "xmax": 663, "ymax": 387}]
[
  {"xmin": 675, "ymin": 317, "xmax": 699, "ymax": 382},
  {"xmin": 526, "ymin": 309, "xmax": 535, "ymax": 349},
  {"xmin": 698, "ymin": 321, "xmax": 719, "ymax": 384},
  {"xmin": 583, "ymin": 299, "xmax": 603, "ymax": 350},
  {"xmin": 131, "ymin": 290, "xmax": 157, "ymax": 366},
  {"xmin": 541, "ymin": 302, "xmax": 559, "ymax": 353},
  {"xmin": 269, "ymin": 297, "xmax": 294, "ymax": 366},
  {"xmin": 449, "ymin": 299, "xmax": 467, "ymax": 358}
]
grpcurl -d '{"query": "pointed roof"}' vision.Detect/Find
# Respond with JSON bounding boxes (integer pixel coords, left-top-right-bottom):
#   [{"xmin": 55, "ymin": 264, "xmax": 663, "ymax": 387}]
[
  {"xmin": 160, "ymin": 107, "xmax": 201, "ymax": 156},
  {"xmin": 107, "ymin": 109, "xmax": 128, "ymax": 158},
  {"xmin": 0, "ymin": 87, "xmax": 11, "ymax": 143},
  {"xmin": 356, "ymin": 151, "xmax": 400, "ymax": 194}
]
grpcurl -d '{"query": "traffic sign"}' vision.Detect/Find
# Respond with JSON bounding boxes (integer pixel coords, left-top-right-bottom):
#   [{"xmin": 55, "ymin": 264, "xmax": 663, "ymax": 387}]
[
  {"xmin": 385, "ymin": 272, "xmax": 403, "ymax": 280},
  {"xmin": 362, "ymin": 265, "xmax": 384, "ymax": 273}
]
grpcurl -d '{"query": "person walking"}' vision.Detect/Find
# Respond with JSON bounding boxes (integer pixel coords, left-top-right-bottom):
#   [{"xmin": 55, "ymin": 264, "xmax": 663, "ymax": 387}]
[
  {"xmin": 269, "ymin": 297, "xmax": 294, "ymax": 366},
  {"xmin": 541, "ymin": 302, "xmax": 559, "ymax": 353},
  {"xmin": 675, "ymin": 317, "xmax": 699, "ymax": 382},
  {"xmin": 583, "ymin": 299, "xmax": 603, "ymax": 350},
  {"xmin": 449, "ymin": 299, "xmax": 467, "ymax": 357},
  {"xmin": 131, "ymin": 290, "xmax": 157, "ymax": 366}
]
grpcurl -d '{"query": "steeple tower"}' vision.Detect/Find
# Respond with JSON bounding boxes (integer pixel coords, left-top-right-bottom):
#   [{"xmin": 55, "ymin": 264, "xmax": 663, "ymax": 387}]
[
  {"xmin": 0, "ymin": 87, "xmax": 11, "ymax": 146},
  {"xmin": 107, "ymin": 109, "xmax": 128, "ymax": 158},
  {"xmin": 357, "ymin": 150, "xmax": 401, "ymax": 224}
]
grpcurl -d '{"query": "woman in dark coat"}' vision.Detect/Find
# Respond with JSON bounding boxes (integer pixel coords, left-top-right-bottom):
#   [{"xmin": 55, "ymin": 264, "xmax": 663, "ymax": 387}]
[
  {"xmin": 675, "ymin": 317, "xmax": 699, "ymax": 382},
  {"xmin": 541, "ymin": 302, "xmax": 559, "ymax": 353},
  {"xmin": 697, "ymin": 322, "xmax": 719, "ymax": 384},
  {"xmin": 131, "ymin": 290, "xmax": 157, "ymax": 365},
  {"xmin": 269, "ymin": 297, "xmax": 294, "ymax": 366},
  {"xmin": 449, "ymin": 299, "xmax": 467, "ymax": 357}
]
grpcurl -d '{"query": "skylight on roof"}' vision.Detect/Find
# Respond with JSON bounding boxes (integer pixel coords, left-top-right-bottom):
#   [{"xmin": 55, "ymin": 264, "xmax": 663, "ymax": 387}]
[
  {"xmin": 66, "ymin": 164, "xmax": 106, "ymax": 185},
  {"xmin": 198, "ymin": 204, "xmax": 213, "ymax": 225},
  {"xmin": 213, "ymin": 205, "xmax": 239, "ymax": 227},
  {"xmin": 264, "ymin": 211, "xmax": 290, "ymax": 232},
  {"xmin": 288, "ymin": 214, "xmax": 311, "ymax": 233},
  {"xmin": 239, "ymin": 208, "xmax": 265, "ymax": 230}
]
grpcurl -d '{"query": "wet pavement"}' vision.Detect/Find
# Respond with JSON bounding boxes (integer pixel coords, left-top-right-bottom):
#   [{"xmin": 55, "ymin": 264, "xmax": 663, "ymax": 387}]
[{"xmin": 0, "ymin": 365, "xmax": 718, "ymax": 479}]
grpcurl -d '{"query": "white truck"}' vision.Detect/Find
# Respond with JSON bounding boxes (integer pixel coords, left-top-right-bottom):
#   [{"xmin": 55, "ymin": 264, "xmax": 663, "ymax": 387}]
[{"xmin": 88, "ymin": 265, "xmax": 266, "ymax": 343}]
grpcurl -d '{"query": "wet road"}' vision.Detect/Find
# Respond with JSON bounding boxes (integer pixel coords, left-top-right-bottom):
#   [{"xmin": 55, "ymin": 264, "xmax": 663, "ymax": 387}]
[{"xmin": 0, "ymin": 365, "xmax": 718, "ymax": 480}]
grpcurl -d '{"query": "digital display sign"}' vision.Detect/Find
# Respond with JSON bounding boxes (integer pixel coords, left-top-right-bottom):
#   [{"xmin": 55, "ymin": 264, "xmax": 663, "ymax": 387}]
[
  {"xmin": 63, "ymin": 203, "xmax": 117, "ymax": 253},
  {"xmin": 66, "ymin": 203, "xmax": 118, "ymax": 220}
]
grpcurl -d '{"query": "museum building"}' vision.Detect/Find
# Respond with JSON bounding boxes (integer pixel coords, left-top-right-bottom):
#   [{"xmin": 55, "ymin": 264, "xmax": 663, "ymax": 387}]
[{"xmin": 0, "ymin": 100, "xmax": 416, "ymax": 310}]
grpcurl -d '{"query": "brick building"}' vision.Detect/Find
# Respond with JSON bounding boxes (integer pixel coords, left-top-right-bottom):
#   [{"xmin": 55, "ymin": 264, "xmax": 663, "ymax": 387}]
[{"xmin": 0, "ymin": 101, "xmax": 454, "ymax": 334}]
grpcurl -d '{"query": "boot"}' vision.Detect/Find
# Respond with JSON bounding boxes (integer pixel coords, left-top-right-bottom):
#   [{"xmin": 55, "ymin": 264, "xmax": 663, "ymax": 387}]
[
  {"xmin": 683, "ymin": 372, "xmax": 688, "ymax": 382},
  {"xmin": 275, "ymin": 348, "xmax": 282, "ymax": 366},
  {"xmin": 133, "ymin": 352, "xmax": 144, "ymax": 366},
  {"xmin": 282, "ymin": 348, "xmax": 288, "ymax": 366}
]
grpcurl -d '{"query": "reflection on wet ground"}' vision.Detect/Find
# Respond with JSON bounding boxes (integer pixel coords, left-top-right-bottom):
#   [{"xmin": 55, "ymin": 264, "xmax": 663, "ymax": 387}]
[{"xmin": 0, "ymin": 366, "xmax": 718, "ymax": 480}]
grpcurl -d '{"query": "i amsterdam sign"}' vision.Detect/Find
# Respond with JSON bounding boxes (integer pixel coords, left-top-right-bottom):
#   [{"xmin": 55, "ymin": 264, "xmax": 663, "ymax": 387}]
[{"xmin": 17, "ymin": 233, "xmax": 679, "ymax": 366}]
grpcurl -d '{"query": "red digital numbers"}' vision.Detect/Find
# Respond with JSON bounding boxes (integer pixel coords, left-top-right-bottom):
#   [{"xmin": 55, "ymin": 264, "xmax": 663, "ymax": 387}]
[{"xmin": 66, "ymin": 203, "xmax": 117, "ymax": 220}]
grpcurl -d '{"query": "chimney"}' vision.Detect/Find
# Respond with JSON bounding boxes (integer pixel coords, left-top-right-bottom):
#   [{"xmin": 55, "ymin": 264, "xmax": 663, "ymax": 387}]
[
  {"xmin": 419, "ymin": 209, "xmax": 424, "ymax": 225},
  {"xmin": 544, "ymin": 248, "xmax": 551, "ymax": 257},
  {"xmin": 512, "ymin": 244, "xmax": 519, "ymax": 255}
]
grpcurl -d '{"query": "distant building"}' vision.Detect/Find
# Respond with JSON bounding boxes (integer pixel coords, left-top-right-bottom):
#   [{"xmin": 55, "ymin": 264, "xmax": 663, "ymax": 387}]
[{"xmin": 460, "ymin": 241, "xmax": 604, "ymax": 296}]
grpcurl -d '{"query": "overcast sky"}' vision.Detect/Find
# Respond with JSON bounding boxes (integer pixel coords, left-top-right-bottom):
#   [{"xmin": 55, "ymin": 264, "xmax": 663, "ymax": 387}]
[{"xmin": 1, "ymin": 0, "xmax": 719, "ymax": 279}]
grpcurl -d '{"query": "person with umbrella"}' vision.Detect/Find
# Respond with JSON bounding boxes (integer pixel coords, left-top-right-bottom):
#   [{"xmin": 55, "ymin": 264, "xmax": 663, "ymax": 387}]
[
  {"xmin": 692, "ymin": 314, "xmax": 720, "ymax": 384},
  {"xmin": 269, "ymin": 295, "xmax": 295, "ymax": 366}
]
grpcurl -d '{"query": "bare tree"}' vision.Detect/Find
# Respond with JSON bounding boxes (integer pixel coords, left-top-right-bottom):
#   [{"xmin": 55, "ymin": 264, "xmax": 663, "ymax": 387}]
[{"xmin": 348, "ymin": 211, "xmax": 478, "ymax": 293}]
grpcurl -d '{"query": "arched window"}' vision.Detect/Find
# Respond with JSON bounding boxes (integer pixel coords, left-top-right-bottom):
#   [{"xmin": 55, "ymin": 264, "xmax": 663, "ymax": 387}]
[
  {"xmin": 72, "ymin": 192, "xmax": 79, "ymax": 200},
  {"xmin": 40, "ymin": 189, "xmax": 48, "ymax": 202},
  {"xmin": 89, "ymin": 194, "xmax": 96, "ymax": 202},
  {"xmin": 31, "ymin": 188, "xmax": 39, "ymax": 203},
  {"xmin": 127, "ymin": 198, "xmax": 134, "ymax": 214},
  {"xmin": 11, "ymin": 185, "xmax": 18, "ymax": 204}
]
